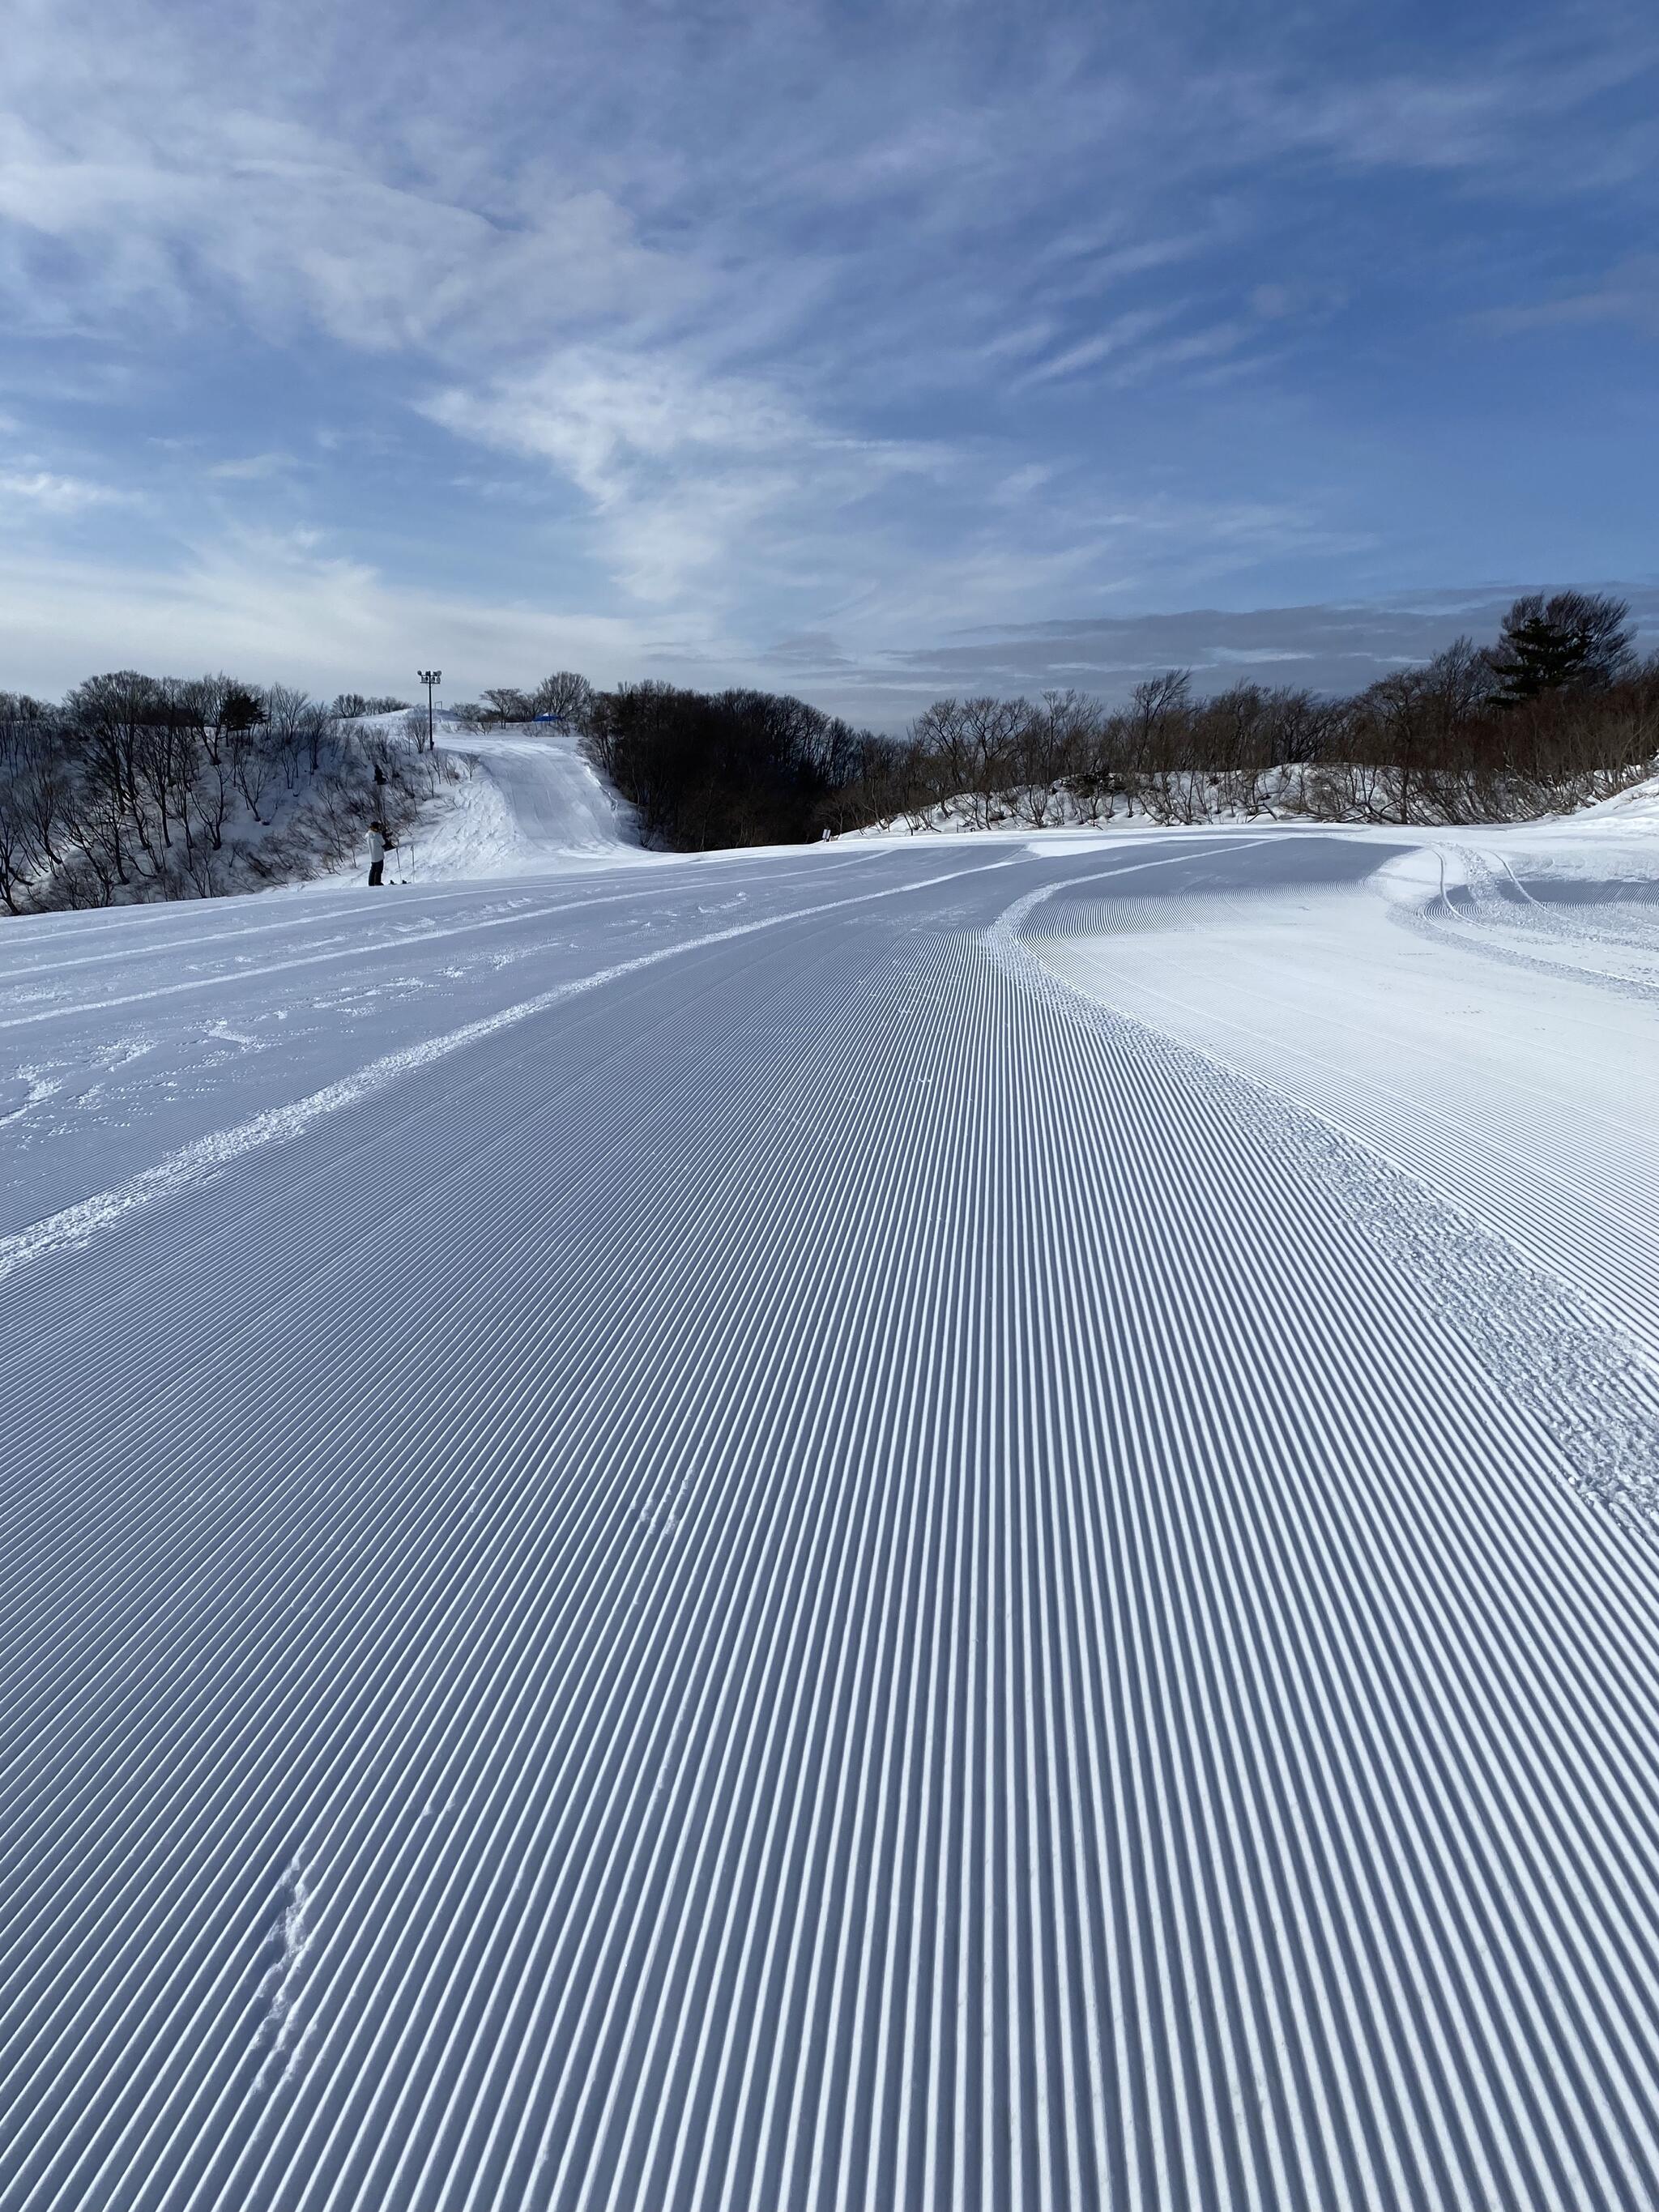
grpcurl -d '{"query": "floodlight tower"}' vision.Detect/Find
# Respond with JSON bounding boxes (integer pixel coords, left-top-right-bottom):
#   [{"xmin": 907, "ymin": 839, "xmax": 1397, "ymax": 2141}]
[{"xmin": 418, "ymin": 670, "xmax": 441, "ymax": 752}]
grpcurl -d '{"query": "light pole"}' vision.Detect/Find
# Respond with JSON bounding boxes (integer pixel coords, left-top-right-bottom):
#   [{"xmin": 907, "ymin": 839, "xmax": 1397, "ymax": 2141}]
[{"xmin": 417, "ymin": 670, "xmax": 441, "ymax": 753}]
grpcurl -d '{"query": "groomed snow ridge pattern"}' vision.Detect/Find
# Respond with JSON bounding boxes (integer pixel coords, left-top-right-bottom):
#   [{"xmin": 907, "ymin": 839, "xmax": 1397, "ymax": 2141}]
[{"xmin": 4, "ymin": 832, "xmax": 1659, "ymax": 2210}]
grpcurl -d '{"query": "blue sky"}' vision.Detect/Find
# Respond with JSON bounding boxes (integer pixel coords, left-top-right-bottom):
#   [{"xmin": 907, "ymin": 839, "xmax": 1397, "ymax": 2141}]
[{"xmin": 1, "ymin": 0, "xmax": 1656, "ymax": 724}]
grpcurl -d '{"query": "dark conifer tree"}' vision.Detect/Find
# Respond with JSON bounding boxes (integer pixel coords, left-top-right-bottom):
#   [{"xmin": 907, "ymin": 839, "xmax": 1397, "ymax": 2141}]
[{"xmin": 1491, "ymin": 591, "xmax": 1634, "ymax": 704}]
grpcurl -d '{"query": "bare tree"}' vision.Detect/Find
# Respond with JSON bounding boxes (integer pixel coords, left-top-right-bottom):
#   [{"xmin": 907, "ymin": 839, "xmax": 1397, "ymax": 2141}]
[
  {"xmin": 529, "ymin": 671, "xmax": 595, "ymax": 725},
  {"xmin": 262, "ymin": 685, "xmax": 315, "ymax": 789},
  {"xmin": 232, "ymin": 722, "xmax": 277, "ymax": 823},
  {"xmin": 906, "ymin": 697, "xmax": 1026, "ymax": 826},
  {"xmin": 1012, "ymin": 692, "xmax": 1096, "ymax": 825}
]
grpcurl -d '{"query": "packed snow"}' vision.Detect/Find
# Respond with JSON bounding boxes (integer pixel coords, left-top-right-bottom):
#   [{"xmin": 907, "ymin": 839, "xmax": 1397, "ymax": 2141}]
[{"xmin": 3, "ymin": 761, "xmax": 1659, "ymax": 2209}]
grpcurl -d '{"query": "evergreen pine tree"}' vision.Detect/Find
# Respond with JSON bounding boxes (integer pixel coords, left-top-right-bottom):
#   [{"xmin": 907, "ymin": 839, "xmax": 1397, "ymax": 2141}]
[{"xmin": 1491, "ymin": 591, "xmax": 1634, "ymax": 705}]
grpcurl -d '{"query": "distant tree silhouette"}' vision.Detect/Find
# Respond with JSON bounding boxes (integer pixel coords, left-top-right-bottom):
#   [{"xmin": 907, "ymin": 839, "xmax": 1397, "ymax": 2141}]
[
  {"xmin": 1490, "ymin": 591, "xmax": 1634, "ymax": 704},
  {"xmin": 582, "ymin": 683, "xmax": 872, "ymax": 847}
]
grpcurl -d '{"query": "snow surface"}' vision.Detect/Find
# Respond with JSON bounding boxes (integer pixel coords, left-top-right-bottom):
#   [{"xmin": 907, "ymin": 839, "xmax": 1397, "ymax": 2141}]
[{"xmin": 4, "ymin": 783, "xmax": 1659, "ymax": 2209}]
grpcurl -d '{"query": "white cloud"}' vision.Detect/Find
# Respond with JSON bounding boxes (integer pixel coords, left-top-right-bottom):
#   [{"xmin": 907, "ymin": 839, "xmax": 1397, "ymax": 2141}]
[
  {"xmin": 0, "ymin": 19, "xmax": 684, "ymax": 358},
  {"xmin": 423, "ymin": 347, "xmax": 948, "ymax": 608},
  {"xmin": 0, "ymin": 525, "xmax": 669, "ymax": 699},
  {"xmin": 0, "ymin": 469, "xmax": 122, "ymax": 512}
]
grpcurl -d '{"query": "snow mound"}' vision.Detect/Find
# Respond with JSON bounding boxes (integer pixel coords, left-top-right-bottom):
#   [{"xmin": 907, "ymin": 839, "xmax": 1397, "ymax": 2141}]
[{"xmin": 1563, "ymin": 765, "xmax": 1659, "ymax": 829}]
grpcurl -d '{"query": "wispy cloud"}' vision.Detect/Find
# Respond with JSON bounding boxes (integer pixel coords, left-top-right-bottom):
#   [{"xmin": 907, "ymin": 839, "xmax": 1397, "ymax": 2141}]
[
  {"xmin": 423, "ymin": 347, "xmax": 948, "ymax": 607},
  {"xmin": 1478, "ymin": 254, "xmax": 1659, "ymax": 339},
  {"xmin": 207, "ymin": 451, "xmax": 299, "ymax": 481},
  {"xmin": 0, "ymin": 469, "xmax": 122, "ymax": 513}
]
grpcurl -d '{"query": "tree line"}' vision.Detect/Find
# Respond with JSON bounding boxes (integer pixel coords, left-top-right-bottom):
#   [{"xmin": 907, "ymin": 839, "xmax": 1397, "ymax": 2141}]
[
  {"xmin": 2, "ymin": 593, "xmax": 1652, "ymax": 910},
  {"xmin": 826, "ymin": 591, "xmax": 1657, "ymax": 833},
  {"xmin": 0, "ymin": 675, "xmax": 450, "ymax": 914},
  {"xmin": 561, "ymin": 591, "xmax": 1656, "ymax": 844}
]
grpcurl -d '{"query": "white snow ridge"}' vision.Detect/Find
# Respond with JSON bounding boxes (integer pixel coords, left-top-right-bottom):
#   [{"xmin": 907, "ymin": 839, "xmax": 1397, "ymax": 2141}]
[{"xmin": 5, "ymin": 811, "xmax": 1659, "ymax": 2210}]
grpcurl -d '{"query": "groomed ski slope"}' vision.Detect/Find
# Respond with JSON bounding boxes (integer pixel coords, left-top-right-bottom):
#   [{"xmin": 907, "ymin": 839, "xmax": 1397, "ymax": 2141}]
[
  {"xmin": 3, "ymin": 817, "xmax": 1659, "ymax": 2210},
  {"xmin": 414, "ymin": 723, "xmax": 639, "ymax": 880}
]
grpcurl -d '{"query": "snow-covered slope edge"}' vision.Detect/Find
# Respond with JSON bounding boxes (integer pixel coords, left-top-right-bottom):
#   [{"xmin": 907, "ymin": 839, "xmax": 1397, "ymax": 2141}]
[{"xmin": 841, "ymin": 764, "xmax": 1659, "ymax": 842}]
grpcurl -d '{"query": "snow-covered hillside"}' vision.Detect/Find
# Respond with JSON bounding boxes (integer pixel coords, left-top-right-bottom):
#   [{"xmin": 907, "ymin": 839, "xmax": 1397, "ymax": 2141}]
[
  {"xmin": 4, "ymin": 809, "xmax": 1659, "ymax": 2209},
  {"xmin": 409, "ymin": 722, "xmax": 641, "ymax": 879}
]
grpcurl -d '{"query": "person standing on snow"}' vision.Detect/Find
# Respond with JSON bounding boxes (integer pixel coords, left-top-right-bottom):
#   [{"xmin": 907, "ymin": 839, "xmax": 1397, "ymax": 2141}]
[{"xmin": 367, "ymin": 820, "xmax": 395, "ymax": 886}]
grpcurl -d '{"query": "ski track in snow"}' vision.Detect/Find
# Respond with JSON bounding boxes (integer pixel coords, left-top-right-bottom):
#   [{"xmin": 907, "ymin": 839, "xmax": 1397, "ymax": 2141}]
[{"xmin": 4, "ymin": 829, "xmax": 1659, "ymax": 2210}]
